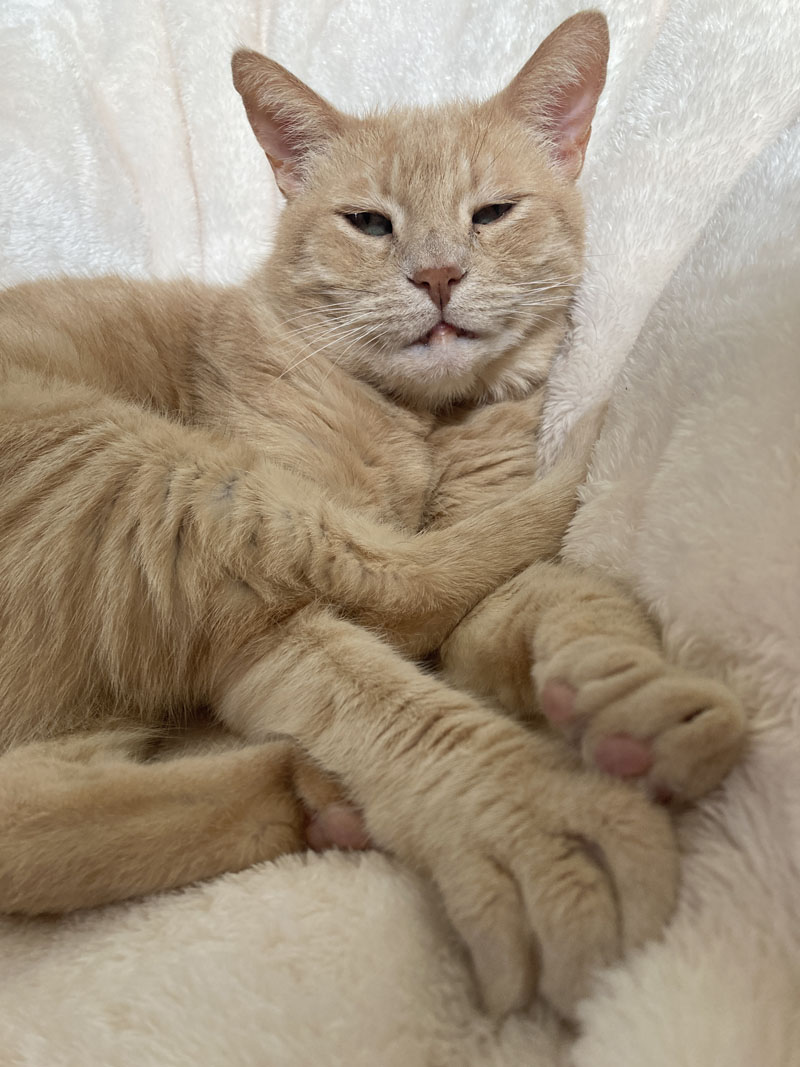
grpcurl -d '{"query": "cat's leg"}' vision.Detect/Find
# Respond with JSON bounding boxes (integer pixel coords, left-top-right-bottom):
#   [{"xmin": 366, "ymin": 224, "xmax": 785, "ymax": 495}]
[
  {"xmin": 213, "ymin": 604, "xmax": 678, "ymax": 1020},
  {"xmin": 0, "ymin": 375, "xmax": 578, "ymax": 917},
  {"xmin": 0, "ymin": 370, "xmax": 587, "ymax": 729},
  {"xmin": 0, "ymin": 729, "xmax": 361, "ymax": 915},
  {"xmin": 440, "ymin": 561, "xmax": 746, "ymax": 804},
  {"xmin": 365, "ymin": 405, "xmax": 601, "ymax": 654}
]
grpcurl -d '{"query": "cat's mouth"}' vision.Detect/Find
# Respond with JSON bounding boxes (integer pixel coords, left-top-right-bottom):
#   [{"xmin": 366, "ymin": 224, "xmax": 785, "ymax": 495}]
[{"xmin": 414, "ymin": 322, "xmax": 477, "ymax": 346}]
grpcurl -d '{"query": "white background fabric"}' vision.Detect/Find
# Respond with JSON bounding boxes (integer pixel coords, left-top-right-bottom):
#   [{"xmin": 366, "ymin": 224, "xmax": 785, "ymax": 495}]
[{"xmin": 2, "ymin": 1, "xmax": 799, "ymax": 1064}]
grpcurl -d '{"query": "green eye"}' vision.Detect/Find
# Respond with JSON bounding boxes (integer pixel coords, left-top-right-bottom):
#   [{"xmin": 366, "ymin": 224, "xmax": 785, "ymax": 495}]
[
  {"xmin": 472, "ymin": 202, "xmax": 514, "ymax": 226},
  {"xmin": 345, "ymin": 212, "xmax": 393, "ymax": 236}
]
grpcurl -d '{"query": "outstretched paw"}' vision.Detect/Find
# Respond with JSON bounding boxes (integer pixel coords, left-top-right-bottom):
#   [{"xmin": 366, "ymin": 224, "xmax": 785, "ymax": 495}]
[
  {"xmin": 409, "ymin": 744, "xmax": 678, "ymax": 1019},
  {"xmin": 534, "ymin": 637, "xmax": 746, "ymax": 803}
]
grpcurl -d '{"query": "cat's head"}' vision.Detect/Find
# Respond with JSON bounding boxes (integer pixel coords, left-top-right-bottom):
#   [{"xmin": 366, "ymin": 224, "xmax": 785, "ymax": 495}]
[{"xmin": 233, "ymin": 11, "xmax": 608, "ymax": 410}]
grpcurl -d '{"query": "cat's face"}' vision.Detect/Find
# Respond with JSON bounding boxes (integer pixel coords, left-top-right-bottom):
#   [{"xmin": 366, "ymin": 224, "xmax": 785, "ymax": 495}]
[
  {"xmin": 267, "ymin": 107, "xmax": 584, "ymax": 408},
  {"xmin": 234, "ymin": 11, "xmax": 608, "ymax": 409}
]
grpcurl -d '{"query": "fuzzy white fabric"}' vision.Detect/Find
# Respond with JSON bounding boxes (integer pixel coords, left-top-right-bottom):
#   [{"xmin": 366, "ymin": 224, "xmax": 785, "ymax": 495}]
[{"xmin": 2, "ymin": 1, "xmax": 799, "ymax": 1064}]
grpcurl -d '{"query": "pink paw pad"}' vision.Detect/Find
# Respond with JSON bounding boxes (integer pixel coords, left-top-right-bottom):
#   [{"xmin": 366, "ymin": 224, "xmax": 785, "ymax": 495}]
[
  {"xmin": 540, "ymin": 680, "xmax": 578, "ymax": 726},
  {"xmin": 593, "ymin": 734, "xmax": 653, "ymax": 779},
  {"xmin": 306, "ymin": 804, "xmax": 372, "ymax": 852}
]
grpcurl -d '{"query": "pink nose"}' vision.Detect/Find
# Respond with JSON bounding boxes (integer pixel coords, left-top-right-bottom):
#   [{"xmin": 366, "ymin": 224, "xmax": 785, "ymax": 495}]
[{"xmin": 410, "ymin": 264, "xmax": 465, "ymax": 310}]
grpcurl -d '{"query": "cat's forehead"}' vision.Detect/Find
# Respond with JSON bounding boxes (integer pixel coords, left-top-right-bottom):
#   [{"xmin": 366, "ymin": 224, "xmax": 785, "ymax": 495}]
[{"xmin": 324, "ymin": 105, "xmax": 552, "ymax": 215}]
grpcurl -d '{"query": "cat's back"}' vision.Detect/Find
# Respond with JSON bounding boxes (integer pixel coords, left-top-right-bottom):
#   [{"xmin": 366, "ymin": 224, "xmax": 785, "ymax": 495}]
[{"xmin": 0, "ymin": 275, "xmax": 207, "ymax": 415}]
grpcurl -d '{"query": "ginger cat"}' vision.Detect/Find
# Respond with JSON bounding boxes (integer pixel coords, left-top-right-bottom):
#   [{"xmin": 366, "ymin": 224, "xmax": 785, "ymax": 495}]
[{"xmin": 0, "ymin": 11, "xmax": 745, "ymax": 1019}]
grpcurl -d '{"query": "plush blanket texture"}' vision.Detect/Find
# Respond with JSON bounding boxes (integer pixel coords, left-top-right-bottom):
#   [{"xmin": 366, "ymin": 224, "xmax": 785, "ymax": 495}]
[{"xmin": 2, "ymin": 1, "xmax": 799, "ymax": 1064}]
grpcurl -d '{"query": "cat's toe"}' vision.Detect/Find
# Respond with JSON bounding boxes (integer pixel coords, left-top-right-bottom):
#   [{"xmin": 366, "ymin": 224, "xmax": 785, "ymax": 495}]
[
  {"xmin": 423, "ymin": 753, "xmax": 678, "ymax": 1020},
  {"xmin": 434, "ymin": 850, "xmax": 538, "ymax": 1017},
  {"xmin": 592, "ymin": 732, "xmax": 653, "ymax": 778},
  {"xmin": 521, "ymin": 772, "xmax": 678, "ymax": 1017},
  {"xmin": 581, "ymin": 674, "xmax": 746, "ymax": 802},
  {"xmin": 635, "ymin": 677, "xmax": 747, "ymax": 801},
  {"xmin": 534, "ymin": 638, "xmax": 747, "ymax": 802},
  {"xmin": 305, "ymin": 803, "xmax": 372, "ymax": 851}
]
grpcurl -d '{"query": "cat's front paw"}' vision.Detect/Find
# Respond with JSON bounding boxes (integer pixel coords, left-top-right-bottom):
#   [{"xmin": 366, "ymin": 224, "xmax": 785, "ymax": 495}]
[
  {"xmin": 533, "ymin": 637, "xmax": 746, "ymax": 803},
  {"xmin": 389, "ymin": 734, "xmax": 678, "ymax": 1019}
]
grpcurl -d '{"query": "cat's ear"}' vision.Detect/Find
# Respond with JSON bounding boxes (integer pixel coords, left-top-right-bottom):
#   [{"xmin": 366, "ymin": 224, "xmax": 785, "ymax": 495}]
[
  {"xmin": 499, "ymin": 10, "xmax": 609, "ymax": 180},
  {"xmin": 232, "ymin": 50, "xmax": 345, "ymax": 197}
]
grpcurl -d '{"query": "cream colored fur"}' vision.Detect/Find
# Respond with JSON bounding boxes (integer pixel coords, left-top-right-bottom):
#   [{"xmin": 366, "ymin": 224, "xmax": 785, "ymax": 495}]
[{"xmin": 0, "ymin": 12, "xmax": 744, "ymax": 1020}]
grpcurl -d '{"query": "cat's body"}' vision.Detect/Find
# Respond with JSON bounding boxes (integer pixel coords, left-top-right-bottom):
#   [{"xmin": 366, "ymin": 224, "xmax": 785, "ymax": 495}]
[
  {"xmin": 0, "ymin": 12, "xmax": 746, "ymax": 1019},
  {"xmin": 0, "ymin": 270, "xmax": 558, "ymax": 744}
]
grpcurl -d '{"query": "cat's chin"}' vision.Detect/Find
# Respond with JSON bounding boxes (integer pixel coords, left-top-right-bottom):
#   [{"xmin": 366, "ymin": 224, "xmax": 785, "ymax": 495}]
[
  {"xmin": 374, "ymin": 331, "xmax": 493, "ymax": 408},
  {"xmin": 374, "ymin": 320, "xmax": 558, "ymax": 409},
  {"xmin": 402, "ymin": 330, "xmax": 484, "ymax": 381},
  {"xmin": 352, "ymin": 322, "xmax": 551, "ymax": 408}
]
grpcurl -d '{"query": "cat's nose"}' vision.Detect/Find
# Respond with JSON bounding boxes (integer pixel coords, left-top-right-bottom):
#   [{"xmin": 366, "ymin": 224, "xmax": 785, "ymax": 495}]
[{"xmin": 409, "ymin": 265, "xmax": 465, "ymax": 310}]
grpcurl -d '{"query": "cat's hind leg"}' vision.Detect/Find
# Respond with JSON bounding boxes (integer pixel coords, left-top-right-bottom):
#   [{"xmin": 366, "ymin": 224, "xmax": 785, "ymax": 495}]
[
  {"xmin": 440, "ymin": 561, "xmax": 746, "ymax": 804},
  {"xmin": 0, "ymin": 729, "xmax": 359, "ymax": 915}
]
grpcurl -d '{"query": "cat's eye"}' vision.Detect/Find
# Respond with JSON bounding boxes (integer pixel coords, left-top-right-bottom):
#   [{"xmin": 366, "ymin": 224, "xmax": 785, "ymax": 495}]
[
  {"xmin": 472, "ymin": 203, "xmax": 514, "ymax": 226},
  {"xmin": 345, "ymin": 212, "xmax": 393, "ymax": 237}
]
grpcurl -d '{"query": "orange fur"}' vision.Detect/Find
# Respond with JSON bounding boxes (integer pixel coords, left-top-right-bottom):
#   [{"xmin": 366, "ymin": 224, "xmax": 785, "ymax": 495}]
[{"xmin": 0, "ymin": 12, "xmax": 745, "ymax": 1018}]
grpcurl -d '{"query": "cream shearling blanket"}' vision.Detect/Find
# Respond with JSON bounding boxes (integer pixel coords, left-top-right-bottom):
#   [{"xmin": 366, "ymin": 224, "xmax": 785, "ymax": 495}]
[{"xmin": 2, "ymin": 1, "xmax": 799, "ymax": 1064}]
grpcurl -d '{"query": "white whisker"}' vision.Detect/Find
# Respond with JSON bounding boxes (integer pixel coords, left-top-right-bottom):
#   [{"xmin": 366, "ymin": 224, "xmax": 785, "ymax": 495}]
[
  {"xmin": 269, "ymin": 323, "xmax": 371, "ymax": 387},
  {"xmin": 278, "ymin": 300, "xmax": 363, "ymax": 328}
]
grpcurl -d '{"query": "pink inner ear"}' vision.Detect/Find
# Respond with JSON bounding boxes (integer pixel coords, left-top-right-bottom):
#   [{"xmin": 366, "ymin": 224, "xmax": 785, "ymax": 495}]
[
  {"xmin": 249, "ymin": 111, "xmax": 290, "ymax": 163},
  {"xmin": 233, "ymin": 51, "xmax": 343, "ymax": 200},
  {"xmin": 546, "ymin": 79, "xmax": 602, "ymax": 177},
  {"xmin": 246, "ymin": 109, "xmax": 305, "ymax": 195},
  {"xmin": 558, "ymin": 83, "xmax": 598, "ymax": 146},
  {"xmin": 493, "ymin": 12, "xmax": 609, "ymax": 181}
]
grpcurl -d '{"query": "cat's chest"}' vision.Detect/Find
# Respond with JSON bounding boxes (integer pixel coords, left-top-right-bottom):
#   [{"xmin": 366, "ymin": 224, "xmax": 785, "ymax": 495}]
[{"xmin": 244, "ymin": 374, "xmax": 437, "ymax": 530}]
